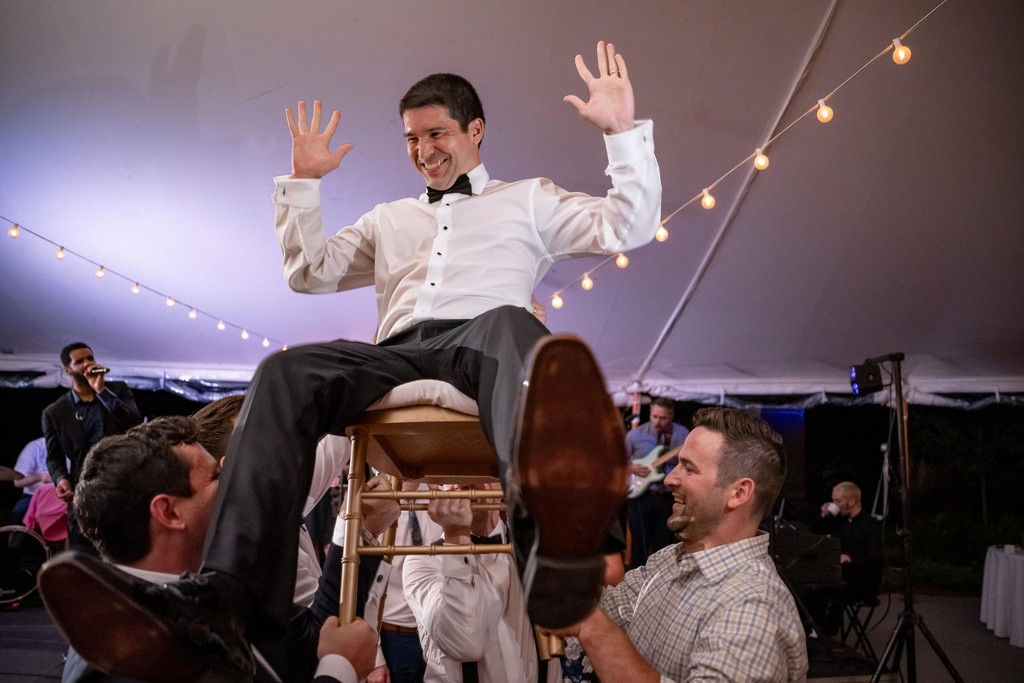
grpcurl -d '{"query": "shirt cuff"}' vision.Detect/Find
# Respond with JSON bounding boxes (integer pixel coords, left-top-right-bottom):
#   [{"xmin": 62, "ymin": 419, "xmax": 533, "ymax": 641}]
[
  {"xmin": 603, "ymin": 119, "xmax": 654, "ymax": 163},
  {"xmin": 273, "ymin": 175, "xmax": 322, "ymax": 208},
  {"xmin": 315, "ymin": 654, "xmax": 359, "ymax": 683}
]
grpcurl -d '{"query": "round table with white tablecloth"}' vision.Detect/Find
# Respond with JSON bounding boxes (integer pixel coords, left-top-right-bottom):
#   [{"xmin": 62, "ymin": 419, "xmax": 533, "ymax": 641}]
[{"xmin": 980, "ymin": 545, "xmax": 1024, "ymax": 647}]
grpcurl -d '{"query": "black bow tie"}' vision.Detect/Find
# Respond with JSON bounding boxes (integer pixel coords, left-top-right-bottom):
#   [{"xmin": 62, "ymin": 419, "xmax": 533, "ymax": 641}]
[
  {"xmin": 426, "ymin": 173, "xmax": 472, "ymax": 203},
  {"xmin": 470, "ymin": 533, "xmax": 505, "ymax": 545}
]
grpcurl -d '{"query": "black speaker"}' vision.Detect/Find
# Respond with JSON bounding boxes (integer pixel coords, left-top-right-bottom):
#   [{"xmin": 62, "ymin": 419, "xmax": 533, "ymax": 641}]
[
  {"xmin": 772, "ymin": 529, "xmax": 842, "ymax": 585},
  {"xmin": 850, "ymin": 363, "xmax": 884, "ymax": 395}
]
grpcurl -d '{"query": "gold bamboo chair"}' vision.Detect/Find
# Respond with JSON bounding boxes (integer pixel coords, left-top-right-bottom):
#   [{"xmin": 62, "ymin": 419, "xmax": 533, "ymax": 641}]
[{"xmin": 335, "ymin": 380, "xmax": 562, "ymax": 659}]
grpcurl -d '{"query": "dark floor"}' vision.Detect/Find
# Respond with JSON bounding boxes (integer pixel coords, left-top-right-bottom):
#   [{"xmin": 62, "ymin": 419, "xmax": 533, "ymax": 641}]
[
  {"xmin": 857, "ymin": 592, "xmax": 1024, "ymax": 682},
  {"xmin": 2, "ymin": 590, "xmax": 1023, "ymax": 682},
  {"xmin": 0, "ymin": 593, "xmax": 65, "ymax": 682}
]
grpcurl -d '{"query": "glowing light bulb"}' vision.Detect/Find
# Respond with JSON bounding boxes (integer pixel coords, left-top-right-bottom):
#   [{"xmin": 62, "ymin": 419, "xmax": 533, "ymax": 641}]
[
  {"xmin": 615, "ymin": 253, "xmax": 629, "ymax": 268},
  {"xmin": 655, "ymin": 225, "xmax": 669, "ymax": 242},
  {"xmin": 165, "ymin": 297, "xmax": 175, "ymax": 307},
  {"xmin": 188, "ymin": 309, "xmax": 198, "ymax": 319},
  {"xmin": 701, "ymin": 189, "xmax": 716, "ymax": 210},
  {"xmin": 754, "ymin": 148, "xmax": 770, "ymax": 170},
  {"xmin": 551, "ymin": 293, "xmax": 564, "ymax": 309},
  {"xmin": 56, "ymin": 246, "xmax": 66, "ymax": 260},
  {"xmin": 7, "ymin": 224, "xmax": 19, "ymax": 238},
  {"xmin": 282, "ymin": 344, "xmax": 289, "ymax": 351},
  {"xmin": 96, "ymin": 266, "xmax": 105, "ymax": 278},
  {"xmin": 892, "ymin": 39, "xmax": 911, "ymax": 65},
  {"xmin": 816, "ymin": 99, "xmax": 833, "ymax": 123},
  {"xmin": 217, "ymin": 320, "xmax": 226, "ymax": 331},
  {"xmin": 131, "ymin": 282, "xmax": 140, "ymax": 294},
  {"xmin": 241, "ymin": 329, "xmax": 250, "ymax": 340},
  {"xmin": 262, "ymin": 338, "xmax": 270, "ymax": 348},
  {"xmin": 581, "ymin": 274, "xmax": 594, "ymax": 291}
]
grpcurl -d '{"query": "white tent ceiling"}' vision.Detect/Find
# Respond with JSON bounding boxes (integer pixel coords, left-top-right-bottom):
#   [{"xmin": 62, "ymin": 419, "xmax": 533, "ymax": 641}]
[{"xmin": 2, "ymin": 0, "xmax": 1022, "ymax": 401}]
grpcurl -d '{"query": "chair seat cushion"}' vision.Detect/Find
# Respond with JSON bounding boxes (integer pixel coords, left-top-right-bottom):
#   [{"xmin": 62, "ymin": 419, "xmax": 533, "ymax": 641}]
[{"xmin": 367, "ymin": 380, "xmax": 478, "ymax": 415}]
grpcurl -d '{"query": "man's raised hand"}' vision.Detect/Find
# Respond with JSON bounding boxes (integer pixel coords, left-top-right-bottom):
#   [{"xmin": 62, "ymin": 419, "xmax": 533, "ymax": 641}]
[
  {"xmin": 286, "ymin": 100, "xmax": 354, "ymax": 179},
  {"xmin": 563, "ymin": 41, "xmax": 636, "ymax": 136}
]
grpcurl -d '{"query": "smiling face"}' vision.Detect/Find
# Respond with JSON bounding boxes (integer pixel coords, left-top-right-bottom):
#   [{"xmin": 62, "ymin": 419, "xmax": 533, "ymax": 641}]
[
  {"xmin": 664, "ymin": 427, "xmax": 730, "ymax": 551},
  {"xmin": 403, "ymin": 104, "xmax": 483, "ymax": 190}
]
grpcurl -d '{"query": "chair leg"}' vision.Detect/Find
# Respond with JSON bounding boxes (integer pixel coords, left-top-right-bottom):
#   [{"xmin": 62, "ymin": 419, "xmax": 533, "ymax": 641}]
[
  {"xmin": 844, "ymin": 603, "xmax": 878, "ymax": 662},
  {"xmin": 339, "ymin": 428, "xmax": 369, "ymax": 624}
]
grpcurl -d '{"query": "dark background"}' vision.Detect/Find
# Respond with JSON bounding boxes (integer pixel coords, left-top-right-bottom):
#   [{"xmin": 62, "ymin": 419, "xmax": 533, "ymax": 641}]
[{"xmin": 3, "ymin": 389, "xmax": 1022, "ymax": 591}]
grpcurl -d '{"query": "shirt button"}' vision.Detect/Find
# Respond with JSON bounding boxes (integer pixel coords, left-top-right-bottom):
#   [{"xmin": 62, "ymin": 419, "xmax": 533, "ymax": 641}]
[
  {"xmin": 443, "ymin": 226, "xmax": 448, "ymax": 230},
  {"xmin": 437, "ymin": 252, "xmax": 442, "ymax": 256},
  {"xmin": 430, "ymin": 282, "xmax": 435, "ymax": 286}
]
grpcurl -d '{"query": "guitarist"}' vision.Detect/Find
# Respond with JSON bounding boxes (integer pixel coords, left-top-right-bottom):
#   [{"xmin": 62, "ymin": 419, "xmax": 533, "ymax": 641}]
[{"xmin": 625, "ymin": 397, "xmax": 688, "ymax": 569}]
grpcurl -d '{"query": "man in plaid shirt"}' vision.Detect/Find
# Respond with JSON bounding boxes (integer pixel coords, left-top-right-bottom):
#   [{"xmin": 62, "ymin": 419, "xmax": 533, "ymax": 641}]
[{"xmin": 560, "ymin": 407, "xmax": 807, "ymax": 682}]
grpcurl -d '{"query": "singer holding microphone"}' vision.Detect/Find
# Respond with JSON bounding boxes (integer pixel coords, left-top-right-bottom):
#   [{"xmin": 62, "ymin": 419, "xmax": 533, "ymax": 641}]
[{"xmin": 42, "ymin": 342, "xmax": 142, "ymax": 552}]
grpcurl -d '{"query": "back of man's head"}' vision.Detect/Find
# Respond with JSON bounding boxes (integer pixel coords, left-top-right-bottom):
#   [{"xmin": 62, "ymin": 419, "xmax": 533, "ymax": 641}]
[
  {"xmin": 59, "ymin": 342, "xmax": 91, "ymax": 368},
  {"xmin": 192, "ymin": 394, "xmax": 246, "ymax": 461},
  {"xmin": 74, "ymin": 416, "xmax": 199, "ymax": 564},
  {"xmin": 693, "ymin": 407, "xmax": 786, "ymax": 519},
  {"xmin": 399, "ymin": 73, "xmax": 485, "ymax": 133}
]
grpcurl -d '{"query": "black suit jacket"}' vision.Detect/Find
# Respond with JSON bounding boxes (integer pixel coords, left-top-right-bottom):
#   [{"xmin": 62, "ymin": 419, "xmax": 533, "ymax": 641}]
[
  {"xmin": 257, "ymin": 542, "xmax": 381, "ymax": 682},
  {"xmin": 42, "ymin": 383, "xmax": 142, "ymax": 487},
  {"xmin": 61, "ymin": 543, "xmax": 379, "ymax": 683}
]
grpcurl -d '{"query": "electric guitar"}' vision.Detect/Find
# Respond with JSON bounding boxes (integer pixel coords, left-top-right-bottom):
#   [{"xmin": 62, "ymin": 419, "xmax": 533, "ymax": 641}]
[{"xmin": 628, "ymin": 442, "xmax": 684, "ymax": 498}]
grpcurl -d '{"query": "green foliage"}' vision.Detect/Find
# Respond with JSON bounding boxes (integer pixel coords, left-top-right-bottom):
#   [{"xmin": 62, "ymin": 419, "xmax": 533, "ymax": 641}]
[{"xmin": 888, "ymin": 510, "xmax": 1024, "ymax": 593}]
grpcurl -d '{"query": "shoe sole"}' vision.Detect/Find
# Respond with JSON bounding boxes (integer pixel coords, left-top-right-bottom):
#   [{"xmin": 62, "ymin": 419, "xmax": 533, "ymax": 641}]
[
  {"xmin": 39, "ymin": 555, "xmax": 209, "ymax": 682},
  {"xmin": 514, "ymin": 335, "xmax": 627, "ymax": 628}
]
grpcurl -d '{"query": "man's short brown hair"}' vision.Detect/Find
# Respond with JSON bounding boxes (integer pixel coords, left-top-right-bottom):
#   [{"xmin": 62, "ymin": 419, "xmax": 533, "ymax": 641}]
[{"xmin": 693, "ymin": 407, "xmax": 786, "ymax": 519}]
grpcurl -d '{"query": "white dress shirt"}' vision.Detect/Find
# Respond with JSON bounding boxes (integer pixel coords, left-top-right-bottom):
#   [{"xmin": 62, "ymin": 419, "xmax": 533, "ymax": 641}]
[
  {"xmin": 403, "ymin": 521, "xmax": 552, "ymax": 683},
  {"xmin": 14, "ymin": 437, "xmax": 50, "ymax": 495},
  {"xmin": 331, "ymin": 485, "xmax": 443, "ymax": 670},
  {"xmin": 293, "ymin": 435, "xmax": 348, "ymax": 608},
  {"xmin": 273, "ymin": 120, "xmax": 660, "ymax": 342}
]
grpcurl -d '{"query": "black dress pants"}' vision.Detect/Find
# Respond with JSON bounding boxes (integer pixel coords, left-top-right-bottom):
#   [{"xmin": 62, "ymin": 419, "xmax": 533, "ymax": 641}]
[{"xmin": 202, "ymin": 305, "xmax": 548, "ymax": 631}]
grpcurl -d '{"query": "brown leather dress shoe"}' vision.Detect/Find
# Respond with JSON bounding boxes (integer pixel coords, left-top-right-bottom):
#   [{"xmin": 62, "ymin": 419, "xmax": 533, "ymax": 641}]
[
  {"xmin": 511, "ymin": 334, "xmax": 628, "ymax": 629},
  {"xmin": 39, "ymin": 551, "xmax": 253, "ymax": 682}
]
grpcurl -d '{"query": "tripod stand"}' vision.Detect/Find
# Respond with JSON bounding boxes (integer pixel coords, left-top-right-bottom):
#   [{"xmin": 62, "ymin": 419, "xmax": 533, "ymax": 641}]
[{"xmin": 860, "ymin": 353, "xmax": 963, "ymax": 683}]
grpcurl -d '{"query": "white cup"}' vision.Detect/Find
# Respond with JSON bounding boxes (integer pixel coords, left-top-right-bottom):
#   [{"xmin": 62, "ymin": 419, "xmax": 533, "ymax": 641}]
[
  {"xmin": 1005, "ymin": 544, "xmax": 1017, "ymax": 554},
  {"xmin": 826, "ymin": 502, "xmax": 841, "ymax": 516}
]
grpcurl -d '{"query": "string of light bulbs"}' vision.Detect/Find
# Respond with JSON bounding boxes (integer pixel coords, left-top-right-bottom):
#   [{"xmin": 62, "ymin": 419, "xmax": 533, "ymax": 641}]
[
  {"xmin": 2, "ymin": 215, "xmax": 288, "ymax": 352},
  {"xmin": 545, "ymin": 0, "xmax": 948, "ymax": 312}
]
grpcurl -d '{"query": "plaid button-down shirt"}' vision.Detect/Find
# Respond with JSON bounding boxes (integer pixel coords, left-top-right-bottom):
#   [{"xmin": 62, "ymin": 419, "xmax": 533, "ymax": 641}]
[{"xmin": 600, "ymin": 533, "xmax": 807, "ymax": 682}]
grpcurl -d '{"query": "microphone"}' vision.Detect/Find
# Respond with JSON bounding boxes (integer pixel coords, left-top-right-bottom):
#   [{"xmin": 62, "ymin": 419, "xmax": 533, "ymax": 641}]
[{"xmin": 87, "ymin": 367, "xmax": 110, "ymax": 376}]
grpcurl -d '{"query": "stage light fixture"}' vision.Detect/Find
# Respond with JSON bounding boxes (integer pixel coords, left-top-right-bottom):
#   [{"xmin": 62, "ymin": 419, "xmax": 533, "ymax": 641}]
[{"xmin": 850, "ymin": 362, "xmax": 884, "ymax": 395}]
